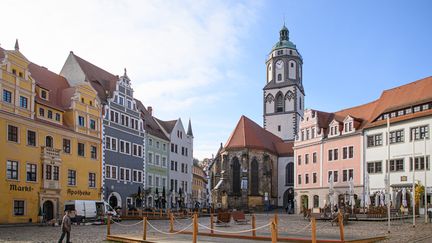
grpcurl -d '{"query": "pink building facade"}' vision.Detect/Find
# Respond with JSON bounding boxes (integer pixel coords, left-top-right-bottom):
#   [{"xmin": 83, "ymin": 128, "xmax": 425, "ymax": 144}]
[{"xmin": 294, "ymin": 102, "xmax": 375, "ymax": 211}]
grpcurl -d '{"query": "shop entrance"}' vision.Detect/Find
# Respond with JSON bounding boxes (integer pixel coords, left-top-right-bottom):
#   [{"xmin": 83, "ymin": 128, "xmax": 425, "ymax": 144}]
[{"xmin": 43, "ymin": 200, "xmax": 54, "ymax": 221}]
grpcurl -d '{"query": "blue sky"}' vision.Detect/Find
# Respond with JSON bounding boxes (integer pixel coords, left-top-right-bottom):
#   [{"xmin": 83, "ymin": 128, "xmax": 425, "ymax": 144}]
[{"xmin": 2, "ymin": 0, "xmax": 432, "ymax": 159}]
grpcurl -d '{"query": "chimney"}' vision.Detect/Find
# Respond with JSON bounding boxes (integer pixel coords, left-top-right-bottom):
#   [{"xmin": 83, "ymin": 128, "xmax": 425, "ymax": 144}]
[{"xmin": 147, "ymin": 106, "xmax": 153, "ymax": 115}]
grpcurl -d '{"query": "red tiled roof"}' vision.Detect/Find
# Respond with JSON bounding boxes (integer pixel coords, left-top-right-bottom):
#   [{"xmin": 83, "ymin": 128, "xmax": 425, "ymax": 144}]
[
  {"xmin": 29, "ymin": 62, "xmax": 71, "ymax": 111},
  {"xmin": 71, "ymin": 52, "xmax": 118, "ymax": 102},
  {"xmin": 224, "ymin": 115, "xmax": 293, "ymax": 155},
  {"xmin": 155, "ymin": 118, "xmax": 177, "ymax": 134},
  {"xmin": 135, "ymin": 99, "xmax": 169, "ymax": 141}
]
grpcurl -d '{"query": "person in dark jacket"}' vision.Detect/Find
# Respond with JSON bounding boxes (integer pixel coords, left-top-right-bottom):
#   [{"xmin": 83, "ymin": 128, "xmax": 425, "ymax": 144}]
[{"xmin": 58, "ymin": 210, "xmax": 72, "ymax": 243}]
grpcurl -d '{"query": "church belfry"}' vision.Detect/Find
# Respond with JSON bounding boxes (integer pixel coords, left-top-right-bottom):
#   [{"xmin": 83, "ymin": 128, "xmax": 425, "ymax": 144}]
[{"xmin": 263, "ymin": 24, "xmax": 305, "ymax": 141}]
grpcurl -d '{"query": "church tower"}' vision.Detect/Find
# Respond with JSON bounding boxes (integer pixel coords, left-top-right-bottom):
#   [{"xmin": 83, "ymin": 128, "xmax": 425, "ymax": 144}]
[{"xmin": 263, "ymin": 25, "xmax": 305, "ymax": 141}]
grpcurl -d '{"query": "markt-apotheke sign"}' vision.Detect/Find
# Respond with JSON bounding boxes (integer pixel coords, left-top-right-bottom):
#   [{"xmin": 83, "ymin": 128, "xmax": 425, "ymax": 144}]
[{"xmin": 9, "ymin": 184, "xmax": 33, "ymax": 192}]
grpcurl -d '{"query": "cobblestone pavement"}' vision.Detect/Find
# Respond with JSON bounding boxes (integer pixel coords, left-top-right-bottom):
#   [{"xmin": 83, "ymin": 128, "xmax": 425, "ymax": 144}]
[{"xmin": 0, "ymin": 214, "xmax": 431, "ymax": 242}]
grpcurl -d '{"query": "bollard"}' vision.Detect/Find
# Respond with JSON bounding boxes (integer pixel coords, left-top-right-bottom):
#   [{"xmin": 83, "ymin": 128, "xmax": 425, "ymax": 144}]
[
  {"xmin": 338, "ymin": 212, "xmax": 344, "ymax": 242},
  {"xmin": 192, "ymin": 213, "xmax": 198, "ymax": 243},
  {"xmin": 210, "ymin": 213, "xmax": 214, "ymax": 234},
  {"xmin": 169, "ymin": 213, "xmax": 174, "ymax": 233},
  {"xmin": 274, "ymin": 213, "xmax": 278, "ymax": 240},
  {"xmin": 143, "ymin": 216, "xmax": 147, "ymax": 240},
  {"xmin": 107, "ymin": 214, "xmax": 111, "ymax": 236},
  {"xmin": 252, "ymin": 214, "xmax": 256, "ymax": 237},
  {"xmin": 271, "ymin": 220, "xmax": 277, "ymax": 243},
  {"xmin": 311, "ymin": 217, "xmax": 317, "ymax": 243}
]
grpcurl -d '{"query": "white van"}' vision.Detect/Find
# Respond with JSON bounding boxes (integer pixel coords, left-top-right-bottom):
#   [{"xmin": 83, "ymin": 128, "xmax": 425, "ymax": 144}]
[{"xmin": 64, "ymin": 200, "xmax": 119, "ymax": 223}]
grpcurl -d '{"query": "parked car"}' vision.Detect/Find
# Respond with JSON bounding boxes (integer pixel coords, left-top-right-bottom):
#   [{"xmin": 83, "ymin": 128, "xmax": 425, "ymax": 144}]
[{"xmin": 64, "ymin": 200, "xmax": 120, "ymax": 223}]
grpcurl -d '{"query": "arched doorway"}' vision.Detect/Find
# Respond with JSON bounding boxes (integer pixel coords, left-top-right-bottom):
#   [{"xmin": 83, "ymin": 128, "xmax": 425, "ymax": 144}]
[
  {"xmin": 109, "ymin": 194, "xmax": 118, "ymax": 208},
  {"xmin": 283, "ymin": 188, "xmax": 294, "ymax": 213},
  {"xmin": 300, "ymin": 195, "xmax": 309, "ymax": 211},
  {"xmin": 43, "ymin": 200, "xmax": 54, "ymax": 221}
]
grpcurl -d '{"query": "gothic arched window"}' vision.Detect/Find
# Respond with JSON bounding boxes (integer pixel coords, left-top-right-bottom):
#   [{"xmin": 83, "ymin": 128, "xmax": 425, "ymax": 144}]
[
  {"xmin": 285, "ymin": 163, "xmax": 294, "ymax": 186},
  {"xmin": 46, "ymin": 136, "xmax": 53, "ymax": 148},
  {"xmin": 276, "ymin": 93, "xmax": 284, "ymax": 113},
  {"xmin": 232, "ymin": 157, "xmax": 241, "ymax": 194},
  {"xmin": 277, "ymin": 73, "xmax": 282, "ymax": 81},
  {"xmin": 250, "ymin": 158, "xmax": 259, "ymax": 195}
]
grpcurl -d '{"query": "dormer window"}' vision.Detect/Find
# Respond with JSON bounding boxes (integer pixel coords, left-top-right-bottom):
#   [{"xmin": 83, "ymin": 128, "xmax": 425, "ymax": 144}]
[
  {"xmin": 119, "ymin": 96, "xmax": 124, "ymax": 106},
  {"xmin": 40, "ymin": 89, "xmax": 48, "ymax": 100}
]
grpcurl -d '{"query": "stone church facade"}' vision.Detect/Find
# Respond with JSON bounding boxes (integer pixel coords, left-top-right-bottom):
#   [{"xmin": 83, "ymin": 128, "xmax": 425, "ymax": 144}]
[{"xmin": 209, "ymin": 25, "xmax": 302, "ymax": 211}]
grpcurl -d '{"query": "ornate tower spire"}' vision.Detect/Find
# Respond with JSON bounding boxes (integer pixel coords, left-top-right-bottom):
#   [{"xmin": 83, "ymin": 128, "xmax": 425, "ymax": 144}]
[
  {"xmin": 187, "ymin": 118, "xmax": 194, "ymax": 137},
  {"xmin": 279, "ymin": 24, "xmax": 289, "ymax": 41},
  {"xmin": 14, "ymin": 39, "xmax": 19, "ymax": 51}
]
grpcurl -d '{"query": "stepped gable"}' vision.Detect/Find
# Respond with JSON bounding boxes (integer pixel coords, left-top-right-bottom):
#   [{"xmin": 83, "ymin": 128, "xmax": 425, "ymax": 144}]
[
  {"xmin": 71, "ymin": 53, "xmax": 118, "ymax": 102},
  {"xmin": 135, "ymin": 99, "xmax": 169, "ymax": 141},
  {"xmin": 224, "ymin": 115, "xmax": 293, "ymax": 155}
]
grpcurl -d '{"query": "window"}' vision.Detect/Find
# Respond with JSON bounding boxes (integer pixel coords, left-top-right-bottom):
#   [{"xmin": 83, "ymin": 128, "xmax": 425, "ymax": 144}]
[
  {"xmin": 148, "ymin": 175, "xmax": 153, "ymax": 186},
  {"xmin": 389, "ymin": 159, "xmax": 404, "ymax": 172},
  {"xmin": 181, "ymin": 163, "xmax": 184, "ymax": 173},
  {"xmin": 410, "ymin": 156, "xmax": 430, "ymax": 171},
  {"xmin": 342, "ymin": 169, "xmax": 354, "ymax": 182},
  {"xmin": 126, "ymin": 169, "xmax": 131, "ymax": 181},
  {"xmin": 313, "ymin": 152, "xmax": 317, "ymax": 163},
  {"xmin": 78, "ymin": 116, "xmax": 85, "ymax": 127},
  {"xmin": 119, "ymin": 168, "xmax": 125, "ymax": 180},
  {"xmin": 232, "ymin": 157, "xmax": 241, "ymax": 194},
  {"xmin": 277, "ymin": 73, "xmax": 282, "ymax": 81},
  {"xmin": 45, "ymin": 136, "xmax": 53, "ymax": 148},
  {"xmin": 8, "ymin": 125, "xmax": 18, "ymax": 142},
  {"xmin": 334, "ymin": 149, "xmax": 338, "ymax": 160},
  {"xmin": 48, "ymin": 110, "xmax": 53, "ymax": 119},
  {"xmin": 119, "ymin": 96, "xmax": 124, "ymax": 105},
  {"xmin": 106, "ymin": 165, "xmax": 118, "ymax": 179},
  {"xmin": 7, "ymin": 160, "xmax": 19, "ymax": 180},
  {"xmin": 78, "ymin": 143, "xmax": 85, "ymax": 156},
  {"xmin": 367, "ymin": 161, "xmax": 382, "ymax": 174},
  {"xmin": 27, "ymin": 130, "xmax": 36, "ymax": 146},
  {"xmin": 26, "ymin": 163, "xmax": 37, "ymax": 182},
  {"xmin": 367, "ymin": 134, "xmax": 383, "ymax": 147},
  {"xmin": 127, "ymin": 99, "xmax": 132, "ymax": 109},
  {"xmin": 297, "ymin": 155, "xmax": 301, "ymax": 165},
  {"xmin": 285, "ymin": 163, "xmax": 294, "ymax": 186},
  {"xmin": 155, "ymin": 177, "xmax": 160, "ymax": 187},
  {"xmin": 3, "ymin": 89, "xmax": 12, "ymax": 103},
  {"xmin": 162, "ymin": 157, "xmax": 167, "ymax": 167},
  {"xmin": 155, "ymin": 154, "xmax": 160, "ymax": 165},
  {"xmin": 410, "ymin": 125, "xmax": 429, "ymax": 141},
  {"xmin": 106, "ymin": 137, "xmax": 117, "ymax": 151},
  {"xmin": 55, "ymin": 113, "xmax": 61, "ymax": 121},
  {"xmin": 171, "ymin": 161, "xmax": 174, "ymax": 170},
  {"xmin": 275, "ymin": 93, "xmax": 284, "ymax": 113},
  {"xmin": 41, "ymin": 90, "xmax": 47, "ymax": 100},
  {"xmin": 68, "ymin": 170, "xmax": 76, "ymax": 186},
  {"xmin": 90, "ymin": 119, "xmax": 96, "ymax": 130},
  {"xmin": 63, "ymin": 139, "xmax": 71, "ymax": 153},
  {"xmin": 163, "ymin": 143, "xmax": 166, "ymax": 151},
  {"xmin": 313, "ymin": 173, "xmax": 317, "ymax": 183},
  {"xmin": 175, "ymin": 161, "xmax": 178, "ymax": 171},
  {"xmin": 328, "ymin": 171, "xmax": 338, "ymax": 182},
  {"xmin": 313, "ymin": 195, "xmax": 319, "ymax": 208},
  {"xmin": 53, "ymin": 166, "xmax": 59, "ymax": 181},
  {"xmin": 342, "ymin": 146, "xmax": 354, "ymax": 159},
  {"xmin": 39, "ymin": 108, "xmax": 45, "ymax": 117},
  {"xmin": 328, "ymin": 149, "xmax": 338, "ymax": 161},
  {"xmin": 46, "ymin": 165, "xmax": 52, "ymax": 180},
  {"xmin": 14, "ymin": 200, "xmax": 25, "ymax": 216},
  {"xmin": 305, "ymin": 174, "xmax": 309, "ymax": 184},
  {"xmin": 19, "ymin": 96, "xmax": 28, "ymax": 108},
  {"xmin": 278, "ymin": 125, "xmax": 281, "ymax": 132},
  {"xmin": 148, "ymin": 152, "xmax": 153, "ymax": 163},
  {"xmin": 298, "ymin": 174, "xmax": 302, "ymax": 184},
  {"xmin": 328, "ymin": 150, "xmax": 333, "ymax": 161},
  {"xmin": 88, "ymin": 173, "xmax": 96, "ymax": 188},
  {"xmin": 90, "ymin": 145, "xmax": 97, "ymax": 159},
  {"xmin": 390, "ymin": 130, "xmax": 404, "ymax": 144},
  {"xmin": 149, "ymin": 139, "xmax": 153, "ymax": 147}
]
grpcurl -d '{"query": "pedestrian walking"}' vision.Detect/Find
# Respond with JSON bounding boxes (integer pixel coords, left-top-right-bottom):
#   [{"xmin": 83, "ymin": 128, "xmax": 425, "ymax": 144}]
[{"xmin": 58, "ymin": 210, "xmax": 71, "ymax": 243}]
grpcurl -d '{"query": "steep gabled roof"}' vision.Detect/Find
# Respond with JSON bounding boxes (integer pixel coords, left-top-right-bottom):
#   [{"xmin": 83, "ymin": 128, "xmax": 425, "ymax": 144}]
[
  {"xmin": 70, "ymin": 52, "xmax": 118, "ymax": 102},
  {"xmin": 224, "ymin": 115, "xmax": 292, "ymax": 155},
  {"xmin": 155, "ymin": 118, "xmax": 177, "ymax": 134},
  {"xmin": 135, "ymin": 99, "xmax": 169, "ymax": 141},
  {"xmin": 29, "ymin": 62, "xmax": 72, "ymax": 111}
]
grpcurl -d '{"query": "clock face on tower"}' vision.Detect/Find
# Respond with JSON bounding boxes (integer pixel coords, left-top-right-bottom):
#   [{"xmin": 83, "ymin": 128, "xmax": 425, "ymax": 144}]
[{"xmin": 276, "ymin": 60, "xmax": 284, "ymax": 70}]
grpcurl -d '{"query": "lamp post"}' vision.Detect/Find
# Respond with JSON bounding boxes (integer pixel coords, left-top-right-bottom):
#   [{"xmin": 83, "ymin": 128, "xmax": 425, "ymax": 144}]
[
  {"xmin": 412, "ymin": 138, "xmax": 416, "ymax": 228},
  {"xmin": 386, "ymin": 117, "xmax": 391, "ymax": 234}
]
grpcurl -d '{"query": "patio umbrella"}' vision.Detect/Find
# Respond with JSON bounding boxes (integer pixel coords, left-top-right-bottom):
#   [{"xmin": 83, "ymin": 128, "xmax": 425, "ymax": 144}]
[
  {"xmin": 364, "ymin": 172, "xmax": 371, "ymax": 208},
  {"xmin": 349, "ymin": 177, "xmax": 355, "ymax": 206},
  {"xmin": 374, "ymin": 192, "xmax": 379, "ymax": 206},
  {"xmin": 329, "ymin": 173, "xmax": 335, "ymax": 210},
  {"xmin": 402, "ymin": 188, "xmax": 407, "ymax": 207},
  {"xmin": 380, "ymin": 191, "xmax": 385, "ymax": 207}
]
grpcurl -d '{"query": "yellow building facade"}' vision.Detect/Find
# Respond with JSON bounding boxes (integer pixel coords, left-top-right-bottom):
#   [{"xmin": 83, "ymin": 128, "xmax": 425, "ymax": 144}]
[{"xmin": 0, "ymin": 42, "xmax": 102, "ymax": 224}]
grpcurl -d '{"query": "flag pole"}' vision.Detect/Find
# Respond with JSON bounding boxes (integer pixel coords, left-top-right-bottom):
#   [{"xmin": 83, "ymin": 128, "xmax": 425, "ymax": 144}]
[
  {"xmin": 412, "ymin": 136, "xmax": 416, "ymax": 228},
  {"xmin": 386, "ymin": 117, "xmax": 391, "ymax": 234},
  {"xmin": 424, "ymin": 137, "xmax": 428, "ymax": 224}
]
